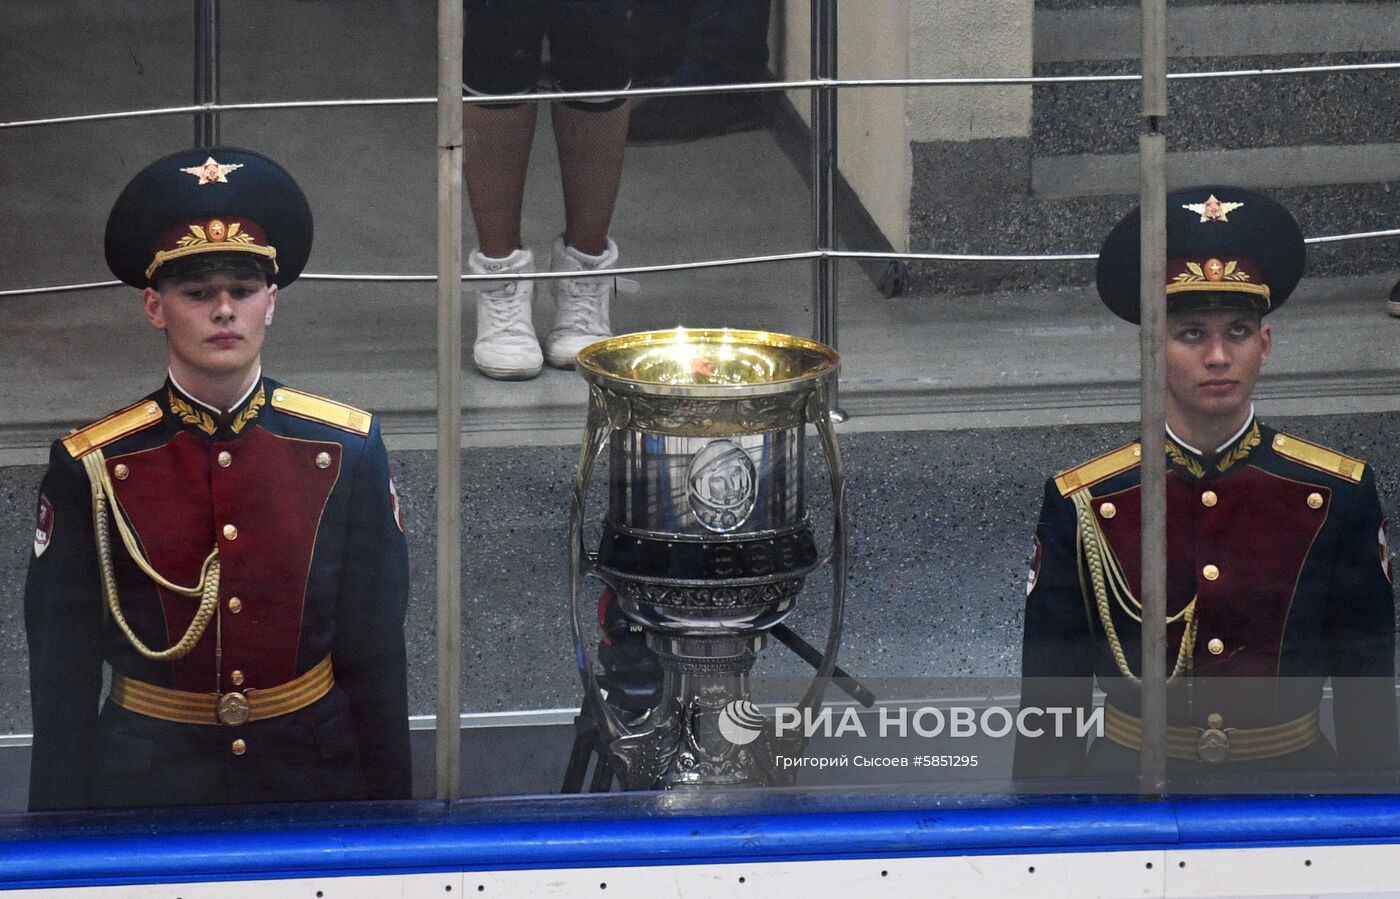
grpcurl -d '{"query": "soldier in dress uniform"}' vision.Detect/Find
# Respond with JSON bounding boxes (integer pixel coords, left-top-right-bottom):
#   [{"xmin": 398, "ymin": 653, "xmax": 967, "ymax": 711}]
[
  {"xmin": 1014, "ymin": 187, "xmax": 1397, "ymax": 784},
  {"xmin": 23, "ymin": 147, "xmax": 412, "ymax": 810}
]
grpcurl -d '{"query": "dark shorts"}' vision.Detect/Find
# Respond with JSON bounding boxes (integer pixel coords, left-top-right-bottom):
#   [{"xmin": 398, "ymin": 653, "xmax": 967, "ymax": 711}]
[{"xmin": 463, "ymin": 0, "xmax": 632, "ymax": 100}]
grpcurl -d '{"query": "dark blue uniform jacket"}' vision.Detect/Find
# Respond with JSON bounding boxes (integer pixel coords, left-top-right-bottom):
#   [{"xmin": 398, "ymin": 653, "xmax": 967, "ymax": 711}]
[
  {"xmin": 24, "ymin": 377, "xmax": 411, "ymax": 810},
  {"xmin": 1014, "ymin": 419, "xmax": 1396, "ymax": 781}
]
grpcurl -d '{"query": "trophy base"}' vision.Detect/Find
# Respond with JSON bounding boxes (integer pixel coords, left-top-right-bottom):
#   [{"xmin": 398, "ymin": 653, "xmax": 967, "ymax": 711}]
[{"xmin": 603, "ymin": 634, "xmax": 802, "ymax": 790}]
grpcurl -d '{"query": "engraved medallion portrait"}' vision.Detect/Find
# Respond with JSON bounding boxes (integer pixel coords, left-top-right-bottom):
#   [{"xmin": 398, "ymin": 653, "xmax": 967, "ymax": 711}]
[{"xmin": 687, "ymin": 439, "xmax": 758, "ymax": 533}]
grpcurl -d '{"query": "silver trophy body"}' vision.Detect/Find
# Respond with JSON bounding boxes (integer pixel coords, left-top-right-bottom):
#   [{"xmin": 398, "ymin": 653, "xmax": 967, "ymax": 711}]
[{"xmin": 570, "ymin": 329, "xmax": 846, "ymax": 789}]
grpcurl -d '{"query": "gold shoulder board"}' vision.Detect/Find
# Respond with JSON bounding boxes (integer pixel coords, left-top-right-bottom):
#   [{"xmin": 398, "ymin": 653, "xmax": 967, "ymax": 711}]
[
  {"xmin": 62, "ymin": 400, "xmax": 163, "ymax": 459},
  {"xmin": 1055, "ymin": 442, "xmax": 1142, "ymax": 497},
  {"xmin": 1271, "ymin": 431, "xmax": 1364, "ymax": 483},
  {"xmin": 270, "ymin": 387, "xmax": 372, "ymax": 436}
]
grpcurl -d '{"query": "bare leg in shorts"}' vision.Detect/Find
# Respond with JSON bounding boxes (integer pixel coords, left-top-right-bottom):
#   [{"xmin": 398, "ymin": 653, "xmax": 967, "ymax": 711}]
[
  {"xmin": 552, "ymin": 101, "xmax": 630, "ymax": 257},
  {"xmin": 461, "ymin": 0, "xmax": 633, "ymax": 378},
  {"xmin": 463, "ymin": 103, "xmax": 538, "ymax": 259}
]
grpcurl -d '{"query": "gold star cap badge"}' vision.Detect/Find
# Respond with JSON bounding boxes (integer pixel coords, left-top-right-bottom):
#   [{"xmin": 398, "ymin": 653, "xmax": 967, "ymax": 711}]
[
  {"xmin": 1182, "ymin": 194, "xmax": 1244, "ymax": 223},
  {"xmin": 179, "ymin": 156, "xmax": 245, "ymax": 185}
]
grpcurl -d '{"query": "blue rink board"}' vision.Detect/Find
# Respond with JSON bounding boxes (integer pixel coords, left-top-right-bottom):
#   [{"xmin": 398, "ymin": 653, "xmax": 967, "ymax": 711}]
[{"xmin": 5, "ymin": 794, "xmax": 1400, "ymax": 890}]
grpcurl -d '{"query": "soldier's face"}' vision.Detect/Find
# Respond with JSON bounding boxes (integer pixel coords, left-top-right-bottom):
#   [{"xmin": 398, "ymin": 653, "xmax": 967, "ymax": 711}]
[
  {"xmin": 143, "ymin": 271, "xmax": 276, "ymax": 384},
  {"xmin": 1165, "ymin": 310, "xmax": 1270, "ymax": 428}
]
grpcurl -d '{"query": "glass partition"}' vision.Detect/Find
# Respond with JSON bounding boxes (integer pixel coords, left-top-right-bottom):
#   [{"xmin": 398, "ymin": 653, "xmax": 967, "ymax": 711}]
[{"xmin": 1, "ymin": 0, "xmax": 1397, "ymax": 837}]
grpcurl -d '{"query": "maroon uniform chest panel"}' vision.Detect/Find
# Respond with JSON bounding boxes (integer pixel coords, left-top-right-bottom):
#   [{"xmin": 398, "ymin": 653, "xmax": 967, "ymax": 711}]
[
  {"xmin": 1093, "ymin": 465, "xmax": 1328, "ymax": 677},
  {"xmin": 107, "ymin": 433, "xmax": 217, "ymax": 684},
  {"xmin": 109, "ymin": 428, "xmax": 341, "ymax": 690},
  {"xmin": 1088, "ymin": 479, "xmax": 1198, "ymax": 675}
]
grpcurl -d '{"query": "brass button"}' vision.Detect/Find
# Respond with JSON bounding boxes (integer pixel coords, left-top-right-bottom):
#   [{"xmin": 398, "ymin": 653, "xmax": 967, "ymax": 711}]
[
  {"xmin": 1099, "ymin": 502, "xmax": 1117, "ymax": 519},
  {"xmin": 1201, "ymin": 490, "xmax": 1217, "ymax": 508},
  {"xmin": 315, "ymin": 451, "xmax": 331, "ymax": 469},
  {"xmin": 1207, "ymin": 638, "xmax": 1224, "ymax": 655},
  {"xmin": 230, "ymin": 669, "xmax": 245, "ymax": 687},
  {"xmin": 274, "ymin": 391, "xmax": 285, "ymax": 402},
  {"xmin": 1307, "ymin": 492, "xmax": 1323, "ymax": 510},
  {"xmin": 228, "ymin": 597, "xmax": 243, "ymax": 614},
  {"xmin": 114, "ymin": 464, "xmax": 129, "ymax": 480},
  {"xmin": 1206, "ymin": 713, "xmax": 1224, "ymax": 728},
  {"xmin": 231, "ymin": 739, "xmax": 246, "ymax": 756},
  {"xmin": 146, "ymin": 403, "xmax": 159, "ymax": 416},
  {"xmin": 1203, "ymin": 564, "xmax": 1220, "ymax": 581},
  {"xmin": 1132, "ymin": 447, "xmax": 1142, "ymax": 457},
  {"xmin": 222, "ymin": 524, "xmax": 238, "ymax": 541},
  {"xmin": 218, "ymin": 451, "xmax": 232, "ymax": 468},
  {"xmin": 1274, "ymin": 435, "xmax": 1287, "ymax": 448}
]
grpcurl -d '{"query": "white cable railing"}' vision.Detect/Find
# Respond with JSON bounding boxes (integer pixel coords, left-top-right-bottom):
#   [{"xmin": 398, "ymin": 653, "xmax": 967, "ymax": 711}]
[
  {"xmin": 3, "ymin": 57, "xmax": 1396, "ymax": 298},
  {"xmin": 5, "ymin": 230, "xmax": 1398, "ymax": 298},
  {"xmin": 5, "ymin": 61, "xmax": 1400, "ymax": 131}
]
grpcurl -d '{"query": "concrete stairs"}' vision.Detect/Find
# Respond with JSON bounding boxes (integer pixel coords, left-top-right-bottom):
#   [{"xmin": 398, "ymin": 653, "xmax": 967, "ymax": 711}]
[{"xmin": 905, "ymin": 0, "xmax": 1400, "ymax": 295}]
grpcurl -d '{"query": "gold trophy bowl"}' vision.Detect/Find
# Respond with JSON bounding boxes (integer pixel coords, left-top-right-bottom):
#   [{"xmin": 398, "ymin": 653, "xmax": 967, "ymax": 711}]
[{"xmin": 577, "ymin": 327, "xmax": 840, "ymax": 399}]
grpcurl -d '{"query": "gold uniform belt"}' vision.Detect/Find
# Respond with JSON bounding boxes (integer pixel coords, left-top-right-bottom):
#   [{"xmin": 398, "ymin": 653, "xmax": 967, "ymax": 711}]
[
  {"xmin": 1105, "ymin": 704, "xmax": 1321, "ymax": 764},
  {"xmin": 110, "ymin": 656, "xmax": 334, "ymax": 727}
]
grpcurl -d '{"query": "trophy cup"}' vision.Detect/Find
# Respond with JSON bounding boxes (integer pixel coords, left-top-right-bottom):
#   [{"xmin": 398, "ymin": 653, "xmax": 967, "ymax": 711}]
[{"xmin": 568, "ymin": 328, "xmax": 847, "ymax": 789}]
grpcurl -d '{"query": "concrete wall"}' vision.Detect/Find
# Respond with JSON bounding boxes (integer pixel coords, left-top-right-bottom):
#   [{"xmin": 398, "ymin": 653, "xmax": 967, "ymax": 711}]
[
  {"xmin": 773, "ymin": 0, "xmax": 1035, "ymax": 253},
  {"xmin": 907, "ymin": 2, "xmax": 1034, "ymax": 144},
  {"xmin": 773, "ymin": 0, "xmax": 912, "ymax": 251}
]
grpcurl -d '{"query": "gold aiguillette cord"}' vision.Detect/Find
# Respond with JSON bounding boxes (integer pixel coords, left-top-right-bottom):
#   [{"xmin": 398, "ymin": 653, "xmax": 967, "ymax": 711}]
[{"xmin": 81, "ymin": 450, "xmax": 220, "ymax": 661}]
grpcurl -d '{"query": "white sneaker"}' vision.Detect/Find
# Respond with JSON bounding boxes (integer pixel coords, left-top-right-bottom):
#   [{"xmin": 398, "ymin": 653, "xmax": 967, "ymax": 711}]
[
  {"xmin": 545, "ymin": 238, "xmax": 633, "ymax": 369},
  {"xmin": 471, "ymin": 247, "xmax": 543, "ymax": 380}
]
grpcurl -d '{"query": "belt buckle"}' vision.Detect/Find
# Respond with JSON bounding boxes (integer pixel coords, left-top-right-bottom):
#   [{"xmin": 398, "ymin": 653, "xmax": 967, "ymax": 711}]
[
  {"xmin": 216, "ymin": 691, "xmax": 250, "ymax": 726},
  {"xmin": 1195, "ymin": 713, "xmax": 1230, "ymax": 764}
]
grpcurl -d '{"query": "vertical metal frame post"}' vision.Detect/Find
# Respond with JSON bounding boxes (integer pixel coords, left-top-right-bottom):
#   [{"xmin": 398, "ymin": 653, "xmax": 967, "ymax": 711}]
[
  {"xmin": 193, "ymin": 0, "xmax": 219, "ymax": 146},
  {"xmin": 1138, "ymin": 0, "xmax": 1169, "ymax": 795},
  {"xmin": 434, "ymin": 0, "xmax": 465, "ymax": 801},
  {"xmin": 810, "ymin": 0, "xmax": 842, "ymax": 415}
]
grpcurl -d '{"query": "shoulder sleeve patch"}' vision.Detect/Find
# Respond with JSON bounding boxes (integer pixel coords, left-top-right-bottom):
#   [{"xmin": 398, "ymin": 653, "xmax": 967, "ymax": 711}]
[
  {"xmin": 62, "ymin": 400, "xmax": 163, "ymax": 458},
  {"xmin": 1271, "ymin": 431, "xmax": 1364, "ymax": 483},
  {"xmin": 270, "ymin": 387, "xmax": 372, "ymax": 436},
  {"xmin": 33, "ymin": 492, "xmax": 54, "ymax": 558},
  {"xmin": 1055, "ymin": 442, "xmax": 1142, "ymax": 497}
]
